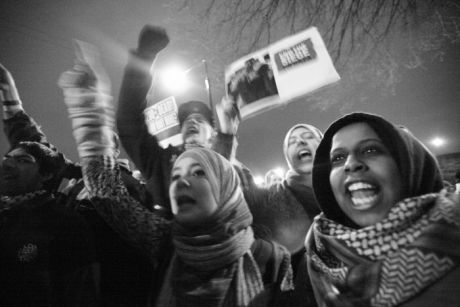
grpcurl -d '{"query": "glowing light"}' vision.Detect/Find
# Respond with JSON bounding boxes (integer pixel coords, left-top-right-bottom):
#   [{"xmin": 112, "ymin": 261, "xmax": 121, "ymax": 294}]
[
  {"xmin": 430, "ymin": 137, "xmax": 446, "ymax": 147},
  {"xmin": 273, "ymin": 167, "xmax": 285, "ymax": 178},
  {"xmin": 253, "ymin": 175, "xmax": 264, "ymax": 186},
  {"xmin": 159, "ymin": 65, "xmax": 189, "ymax": 93}
]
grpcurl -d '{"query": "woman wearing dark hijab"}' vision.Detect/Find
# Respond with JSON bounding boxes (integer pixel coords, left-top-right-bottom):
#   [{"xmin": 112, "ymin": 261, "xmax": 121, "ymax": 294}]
[{"xmin": 306, "ymin": 112, "xmax": 460, "ymax": 307}]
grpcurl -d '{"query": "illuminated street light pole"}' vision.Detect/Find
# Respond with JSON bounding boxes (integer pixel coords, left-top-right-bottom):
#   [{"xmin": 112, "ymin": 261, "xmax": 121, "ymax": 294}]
[
  {"xmin": 159, "ymin": 59, "xmax": 213, "ymax": 109},
  {"xmin": 202, "ymin": 59, "xmax": 213, "ymax": 113}
]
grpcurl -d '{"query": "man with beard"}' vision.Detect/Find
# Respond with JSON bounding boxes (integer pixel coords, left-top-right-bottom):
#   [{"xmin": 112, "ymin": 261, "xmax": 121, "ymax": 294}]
[{"xmin": 117, "ymin": 25, "xmax": 234, "ymax": 218}]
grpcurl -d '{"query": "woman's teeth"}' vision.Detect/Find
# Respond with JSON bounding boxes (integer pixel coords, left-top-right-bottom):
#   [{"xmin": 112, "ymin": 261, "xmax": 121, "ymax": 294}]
[
  {"xmin": 298, "ymin": 150, "xmax": 311, "ymax": 159},
  {"xmin": 348, "ymin": 182, "xmax": 374, "ymax": 191},
  {"xmin": 348, "ymin": 182, "xmax": 378, "ymax": 208},
  {"xmin": 351, "ymin": 193, "xmax": 378, "ymax": 208}
]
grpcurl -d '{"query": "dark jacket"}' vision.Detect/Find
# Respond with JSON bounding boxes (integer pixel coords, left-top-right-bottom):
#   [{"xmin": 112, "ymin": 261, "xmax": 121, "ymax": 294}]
[
  {"xmin": 232, "ymin": 163, "xmax": 319, "ymax": 306},
  {"xmin": 0, "ymin": 192, "xmax": 98, "ymax": 306},
  {"xmin": 3, "ymin": 110, "xmax": 158, "ymax": 306}
]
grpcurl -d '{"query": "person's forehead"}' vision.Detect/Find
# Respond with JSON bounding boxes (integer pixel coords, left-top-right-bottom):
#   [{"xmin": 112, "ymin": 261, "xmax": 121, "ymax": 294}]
[
  {"xmin": 184, "ymin": 113, "xmax": 212, "ymax": 126},
  {"xmin": 290, "ymin": 126, "xmax": 313, "ymax": 137},
  {"xmin": 185, "ymin": 113, "xmax": 207, "ymax": 120},
  {"xmin": 174, "ymin": 156, "xmax": 201, "ymax": 170},
  {"xmin": 331, "ymin": 122, "xmax": 379, "ymax": 147}
]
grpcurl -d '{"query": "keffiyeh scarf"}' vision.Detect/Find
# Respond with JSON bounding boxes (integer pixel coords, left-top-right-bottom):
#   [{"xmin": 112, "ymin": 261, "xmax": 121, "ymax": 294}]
[
  {"xmin": 0, "ymin": 190, "xmax": 48, "ymax": 213},
  {"xmin": 306, "ymin": 192, "xmax": 460, "ymax": 307}
]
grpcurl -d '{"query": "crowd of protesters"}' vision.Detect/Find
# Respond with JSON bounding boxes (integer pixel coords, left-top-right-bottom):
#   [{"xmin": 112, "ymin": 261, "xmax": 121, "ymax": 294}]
[{"xmin": 1, "ymin": 24, "xmax": 459, "ymax": 307}]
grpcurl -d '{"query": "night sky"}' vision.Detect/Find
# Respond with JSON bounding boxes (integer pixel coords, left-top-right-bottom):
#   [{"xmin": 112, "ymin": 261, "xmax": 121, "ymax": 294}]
[{"xmin": 1, "ymin": 0, "xmax": 459, "ymax": 180}]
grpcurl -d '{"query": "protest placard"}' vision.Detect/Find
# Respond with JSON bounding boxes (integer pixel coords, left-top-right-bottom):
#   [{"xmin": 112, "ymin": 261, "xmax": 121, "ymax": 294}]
[
  {"xmin": 223, "ymin": 27, "xmax": 340, "ymax": 120},
  {"xmin": 144, "ymin": 96, "xmax": 182, "ymax": 148}
]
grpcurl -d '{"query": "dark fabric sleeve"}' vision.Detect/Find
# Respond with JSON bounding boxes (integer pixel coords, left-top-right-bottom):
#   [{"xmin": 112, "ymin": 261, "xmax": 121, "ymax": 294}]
[
  {"xmin": 117, "ymin": 50, "xmax": 163, "ymax": 182},
  {"xmin": 3, "ymin": 110, "xmax": 81, "ymax": 182},
  {"xmin": 117, "ymin": 51, "xmax": 175, "ymax": 210},
  {"xmin": 81, "ymin": 155, "xmax": 172, "ymax": 263},
  {"xmin": 213, "ymin": 132, "xmax": 238, "ymax": 161},
  {"xmin": 232, "ymin": 163, "xmax": 276, "ymax": 240},
  {"xmin": 3, "ymin": 110, "xmax": 50, "ymax": 147}
]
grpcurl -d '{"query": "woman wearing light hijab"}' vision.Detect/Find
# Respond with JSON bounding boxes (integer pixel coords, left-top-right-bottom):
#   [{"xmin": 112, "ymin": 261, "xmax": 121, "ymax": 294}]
[
  {"xmin": 157, "ymin": 148, "xmax": 293, "ymax": 306},
  {"xmin": 60, "ymin": 46, "xmax": 293, "ymax": 307},
  {"xmin": 243, "ymin": 124, "xmax": 322, "ymax": 254},
  {"xmin": 230, "ymin": 123, "xmax": 322, "ymax": 306},
  {"xmin": 306, "ymin": 112, "xmax": 460, "ymax": 307}
]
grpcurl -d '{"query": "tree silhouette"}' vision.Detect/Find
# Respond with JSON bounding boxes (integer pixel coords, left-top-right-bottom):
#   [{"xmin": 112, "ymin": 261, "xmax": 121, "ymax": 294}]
[{"xmin": 168, "ymin": 0, "xmax": 460, "ymax": 110}]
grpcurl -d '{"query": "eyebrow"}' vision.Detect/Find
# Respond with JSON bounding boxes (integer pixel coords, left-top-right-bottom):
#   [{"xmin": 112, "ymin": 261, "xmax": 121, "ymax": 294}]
[
  {"xmin": 172, "ymin": 162, "xmax": 202, "ymax": 172},
  {"xmin": 330, "ymin": 138, "xmax": 384, "ymax": 153}
]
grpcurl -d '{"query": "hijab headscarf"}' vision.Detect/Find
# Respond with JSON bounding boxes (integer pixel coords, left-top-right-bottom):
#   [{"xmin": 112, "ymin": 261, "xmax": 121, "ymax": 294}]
[
  {"xmin": 158, "ymin": 148, "xmax": 264, "ymax": 307},
  {"xmin": 306, "ymin": 112, "xmax": 459, "ymax": 307},
  {"xmin": 312, "ymin": 112, "xmax": 443, "ymax": 226},
  {"xmin": 283, "ymin": 123, "xmax": 323, "ymax": 171},
  {"xmin": 283, "ymin": 124, "xmax": 323, "ymax": 187}
]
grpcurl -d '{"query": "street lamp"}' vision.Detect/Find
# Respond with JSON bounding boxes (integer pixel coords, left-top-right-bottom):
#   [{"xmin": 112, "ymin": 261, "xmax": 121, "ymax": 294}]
[
  {"xmin": 158, "ymin": 59, "xmax": 213, "ymax": 109},
  {"xmin": 159, "ymin": 64, "xmax": 189, "ymax": 93},
  {"xmin": 430, "ymin": 137, "xmax": 446, "ymax": 148}
]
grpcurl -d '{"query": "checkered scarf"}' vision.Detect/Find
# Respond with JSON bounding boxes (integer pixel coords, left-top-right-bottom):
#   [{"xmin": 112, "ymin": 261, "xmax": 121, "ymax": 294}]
[
  {"xmin": 306, "ymin": 192, "xmax": 460, "ymax": 307},
  {"xmin": 0, "ymin": 190, "xmax": 48, "ymax": 213}
]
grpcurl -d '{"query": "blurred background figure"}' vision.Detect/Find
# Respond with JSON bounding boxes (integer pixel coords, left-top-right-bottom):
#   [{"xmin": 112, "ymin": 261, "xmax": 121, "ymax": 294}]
[{"xmin": 265, "ymin": 168, "xmax": 284, "ymax": 187}]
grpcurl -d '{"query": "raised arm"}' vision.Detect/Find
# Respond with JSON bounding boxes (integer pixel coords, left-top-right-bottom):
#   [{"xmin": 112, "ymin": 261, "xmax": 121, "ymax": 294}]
[
  {"xmin": 1, "ymin": 63, "xmax": 78, "ymax": 188},
  {"xmin": 117, "ymin": 26, "xmax": 180, "ymax": 213},
  {"xmin": 117, "ymin": 26, "xmax": 169, "ymax": 181},
  {"xmin": 0, "ymin": 63, "xmax": 50, "ymax": 147},
  {"xmin": 59, "ymin": 41, "xmax": 171, "ymax": 262}
]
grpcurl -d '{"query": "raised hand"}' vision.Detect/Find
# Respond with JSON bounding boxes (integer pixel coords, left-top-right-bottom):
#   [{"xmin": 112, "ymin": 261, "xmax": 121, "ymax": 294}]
[
  {"xmin": 0, "ymin": 63, "xmax": 20, "ymax": 102},
  {"xmin": 58, "ymin": 40, "xmax": 111, "ymax": 96},
  {"xmin": 137, "ymin": 25, "xmax": 170, "ymax": 59},
  {"xmin": 216, "ymin": 96, "xmax": 241, "ymax": 135},
  {"xmin": 59, "ymin": 41, "xmax": 115, "ymax": 158}
]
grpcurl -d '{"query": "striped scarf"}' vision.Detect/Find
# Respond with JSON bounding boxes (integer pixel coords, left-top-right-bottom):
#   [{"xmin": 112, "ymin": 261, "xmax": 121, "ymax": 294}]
[
  {"xmin": 157, "ymin": 148, "xmax": 265, "ymax": 307},
  {"xmin": 157, "ymin": 227, "xmax": 264, "ymax": 307},
  {"xmin": 306, "ymin": 192, "xmax": 460, "ymax": 307}
]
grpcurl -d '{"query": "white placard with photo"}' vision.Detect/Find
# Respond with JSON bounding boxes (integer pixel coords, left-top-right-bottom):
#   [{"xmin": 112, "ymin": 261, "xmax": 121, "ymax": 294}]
[{"xmin": 224, "ymin": 27, "xmax": 340, "ymax": 120}]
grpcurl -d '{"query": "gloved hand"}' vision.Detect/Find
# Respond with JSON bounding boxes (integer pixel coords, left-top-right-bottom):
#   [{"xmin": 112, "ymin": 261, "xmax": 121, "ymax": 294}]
[
  {"xmin": 59, "ymin": 40, "xmax": 111, "ymax": 96},
  {"xmin": 58, "ymin": 40, "xmax": 115, "ymax": 158},
  {"xmin": 0, "ymin": 63, "xmax": 24, "ymax": 119},
  {"xmin": 136, "ymin": 25, "xmax": 170, "ymax": 60},
  {"xmin": 0, "ymin": 63, "xmax": 21, "ymax": 102},
  {"xmin": 216, "ymin": 96, "xmax": 240, "ymax": 135}
]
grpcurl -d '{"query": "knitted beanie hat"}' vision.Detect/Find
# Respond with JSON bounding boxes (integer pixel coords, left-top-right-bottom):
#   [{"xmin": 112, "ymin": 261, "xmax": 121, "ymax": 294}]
[{"xmin": 11, "ymin": 141, "xmax": 62, "ymax": 191}]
